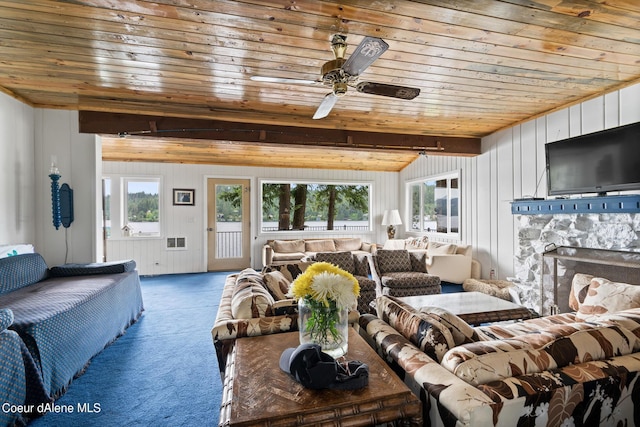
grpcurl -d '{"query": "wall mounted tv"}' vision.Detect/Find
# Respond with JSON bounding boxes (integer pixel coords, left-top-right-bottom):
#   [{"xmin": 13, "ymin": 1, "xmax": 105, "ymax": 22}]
[{"xmin": 545, "ymin": 121, "xmax": 640, "ymax": 196}]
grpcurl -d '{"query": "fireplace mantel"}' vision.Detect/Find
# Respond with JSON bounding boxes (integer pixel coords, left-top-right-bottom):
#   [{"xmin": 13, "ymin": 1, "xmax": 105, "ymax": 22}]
[{"xmin": 511, "ymin": 194, "xmax": 640, "ymax": 215}]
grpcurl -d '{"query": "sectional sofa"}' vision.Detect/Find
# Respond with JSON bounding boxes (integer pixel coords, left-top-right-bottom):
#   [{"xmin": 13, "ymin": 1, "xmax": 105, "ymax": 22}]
[
  {"xmin": 0, "ymin": 252, "xmax": 144, "ymax": 422},
  {"xmin": 359, "ymin": 274, "xmax": 640, "ymax": 426}
]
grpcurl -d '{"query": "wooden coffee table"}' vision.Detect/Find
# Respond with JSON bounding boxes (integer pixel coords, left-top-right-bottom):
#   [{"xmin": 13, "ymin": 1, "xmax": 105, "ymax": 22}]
[
  {"xmin": 399, "ymin": 291, "xmax": 537, "ymax": 325},
  {"xmin": 219, "ymin": 328, "xmax": 422, "ymax": 426}
]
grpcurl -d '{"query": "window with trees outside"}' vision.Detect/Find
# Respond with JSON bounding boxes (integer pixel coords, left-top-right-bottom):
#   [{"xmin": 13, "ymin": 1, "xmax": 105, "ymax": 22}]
[
  {"xmin": 261, "ymin": 181, "xmax": 371, "ymax": 232},
  {"xmin": 407, "ymin": 171, "xmax": 459, "ymax": 236},
  {"xmin": 103, "ymin": 177, "xmax": 161, "ymax": 238}
]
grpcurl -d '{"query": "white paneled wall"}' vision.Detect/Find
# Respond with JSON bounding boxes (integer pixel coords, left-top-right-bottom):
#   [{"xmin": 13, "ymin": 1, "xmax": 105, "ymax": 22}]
[
  {"xmin": 401, "ymin": 82, "xmax": 640, "ymax": 281},
  {"xmin": 0, "ymin": 92, "xmax": 35, "ymax": 245},
  {"xmin": 103, "ymin": 161, "xmax": 398, "ymax": 275}
]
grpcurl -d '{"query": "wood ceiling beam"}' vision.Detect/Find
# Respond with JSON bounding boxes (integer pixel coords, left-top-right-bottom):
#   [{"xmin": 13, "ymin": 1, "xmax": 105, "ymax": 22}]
[{"xmin": 79, "ymin": 111, "xmax": 481, "ymax": 156}]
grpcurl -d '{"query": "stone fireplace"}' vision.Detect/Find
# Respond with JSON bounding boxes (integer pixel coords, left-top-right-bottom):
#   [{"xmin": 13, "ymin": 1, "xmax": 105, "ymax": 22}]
[{"xmin": 513, "ymin": 212, "xmax": 640, "ymax": 315}]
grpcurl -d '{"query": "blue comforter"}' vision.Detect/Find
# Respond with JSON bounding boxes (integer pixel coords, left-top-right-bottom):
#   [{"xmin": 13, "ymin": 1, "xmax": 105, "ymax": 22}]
[{"xmin": 0, "ymin": 271, "xmax": 144, "ymax": 399}]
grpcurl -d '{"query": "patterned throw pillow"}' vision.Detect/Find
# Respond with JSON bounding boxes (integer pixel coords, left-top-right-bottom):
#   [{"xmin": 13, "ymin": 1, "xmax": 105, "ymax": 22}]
[
  {"xmin": 375, "ymin": 250, "xmax": 411, "ymax": 273},
  {"xmin": 420, "ymin": 306, "xmax": 479, "ymax": 345},
  {"xmin": 262, "ymin": 262, "xmax": 311, "ymax": 282},
  {"xmin": 577, "ymin": 278, "xmax": 640, "ymax": 320},
  {"xmin": 353, "ymin": 253, "xmax": 372, "ymax": 276},
  {"xmin": 231, "ymin": 268, "xmax": 275, "ymax": 318},
  {"xmin": 409, "ymin": 251, "xmax": 428, "ymax": 273},
  {"xmin": 406, "ymin": 236, "xmax": 429, "ymax": 249},
  {"xmin": 569, "ymin": 273, "xmax": 594, "ymax": 311},
  {"xmin": 315, "ymin": 251, "xmax": 355, "ymax": 274},
  {"xmin": 263, "ymin": 271, "xmax": 291, "ymax": 300}
]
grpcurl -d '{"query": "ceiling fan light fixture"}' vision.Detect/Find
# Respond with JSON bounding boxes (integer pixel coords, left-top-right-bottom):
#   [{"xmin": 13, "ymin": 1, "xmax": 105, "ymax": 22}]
[{"xmin": 333, "ymin": 82, "xmax": 348, "ymax": 97}]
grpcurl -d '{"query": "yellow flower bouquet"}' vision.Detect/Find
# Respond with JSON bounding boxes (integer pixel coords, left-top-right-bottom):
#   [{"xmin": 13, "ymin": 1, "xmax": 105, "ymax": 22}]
[{"xmin": 289, "ymin": 262, "xmax": 359, "ymax": 356}]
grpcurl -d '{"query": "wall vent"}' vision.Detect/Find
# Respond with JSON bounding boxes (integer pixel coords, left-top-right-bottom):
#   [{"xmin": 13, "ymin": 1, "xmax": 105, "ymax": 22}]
[{"xmin": 166, "ymin": 237, "xmax": 187, "ymax": 250}]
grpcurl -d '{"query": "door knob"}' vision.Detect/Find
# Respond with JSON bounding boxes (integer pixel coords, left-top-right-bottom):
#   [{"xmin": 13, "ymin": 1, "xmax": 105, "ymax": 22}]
[{"xmin": 207, "ymin": 227, "xmax": 214, "ymax": 232}]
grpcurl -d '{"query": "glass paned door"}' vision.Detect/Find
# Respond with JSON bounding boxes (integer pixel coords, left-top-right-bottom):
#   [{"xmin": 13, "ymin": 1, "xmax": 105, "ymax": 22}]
[{"xmin": 207, "ymin": 179, "xmax": 250, "ymax": 271}]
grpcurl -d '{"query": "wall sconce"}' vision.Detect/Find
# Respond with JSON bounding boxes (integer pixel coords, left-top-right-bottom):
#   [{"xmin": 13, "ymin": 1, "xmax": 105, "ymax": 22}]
[
  {"xmin": 381, "ymin": 209, "xmax": 402, "ymax": 239},
  {"xmin": 49, "ymin": 156, "xmax": 74, "ymax": 230}
]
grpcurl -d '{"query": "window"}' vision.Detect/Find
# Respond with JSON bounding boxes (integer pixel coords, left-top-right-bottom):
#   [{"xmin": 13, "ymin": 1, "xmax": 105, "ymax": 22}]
[
  {"xmin": 124, "ymin": 178, "xmax": 160, "ymax": 237},
  {"xmin": 407, "ymin": 171, "xmax": 460, "ymax": 236},
  {"xmin": 260, "ymin": 181, "xmax": 371, "ymax": 232},
  {"xmin": 102, "ymin": 176, "xmax": 161, "ymax": 239}
]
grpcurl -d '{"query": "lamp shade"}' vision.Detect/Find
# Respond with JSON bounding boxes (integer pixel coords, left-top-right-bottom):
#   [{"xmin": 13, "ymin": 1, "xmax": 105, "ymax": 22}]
[{"xmin": 381, "ymin": 209, "xmax": 402, "ymax": 226}]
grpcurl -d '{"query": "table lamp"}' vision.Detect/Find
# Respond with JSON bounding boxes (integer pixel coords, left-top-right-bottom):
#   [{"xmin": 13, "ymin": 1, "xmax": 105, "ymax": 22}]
[{"xmin": 381, "ymin": 209, "xmax": 402, "ymax": 239}]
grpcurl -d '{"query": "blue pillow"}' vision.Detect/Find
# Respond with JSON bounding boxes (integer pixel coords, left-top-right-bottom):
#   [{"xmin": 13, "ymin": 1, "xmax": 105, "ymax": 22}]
[
  {"xmin": 0, "ymin": 253, "xmax": 49, "ymax": 295},
  {"xmin": 49, "ymin": 260, "xmax": 136, "ymax": 277}
]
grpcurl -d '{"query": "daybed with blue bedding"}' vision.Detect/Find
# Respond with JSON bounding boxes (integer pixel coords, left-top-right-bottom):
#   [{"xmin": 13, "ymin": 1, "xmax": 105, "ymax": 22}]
[{"xmin": 0, "ymin": 253, "xmax": 144, "ymax": 424}]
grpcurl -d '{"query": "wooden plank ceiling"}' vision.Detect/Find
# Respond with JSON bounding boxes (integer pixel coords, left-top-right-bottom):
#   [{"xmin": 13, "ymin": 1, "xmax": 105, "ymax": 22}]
[{"xmin": 1, "ymin": 0, "xmax": 640, "ymax": 171}]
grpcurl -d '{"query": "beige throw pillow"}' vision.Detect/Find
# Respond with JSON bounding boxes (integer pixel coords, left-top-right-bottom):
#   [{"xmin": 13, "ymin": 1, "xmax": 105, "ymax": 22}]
[
  {"xmin": 577, "ymin": 277, "xmax": 640, "ymax": 320},
  {"xmin": 427, "ymin": 242, "xmax": 457, "ymax": 257}
]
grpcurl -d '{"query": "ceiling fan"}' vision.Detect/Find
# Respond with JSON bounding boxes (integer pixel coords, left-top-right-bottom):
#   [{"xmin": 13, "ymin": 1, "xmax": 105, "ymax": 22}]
[{"xmin": 251, "ymin": 35, "xmax": 421, "ymax": 119}]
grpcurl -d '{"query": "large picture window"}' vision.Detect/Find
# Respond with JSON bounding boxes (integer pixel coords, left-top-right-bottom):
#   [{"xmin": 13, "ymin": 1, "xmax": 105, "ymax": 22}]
[
  {"xmin": 407, "ymin": 171, "xmax": 459, "ymax": 236},
  {"xmin": 261, "ymin": 181, "xmax": 371, "ymax": 232}
]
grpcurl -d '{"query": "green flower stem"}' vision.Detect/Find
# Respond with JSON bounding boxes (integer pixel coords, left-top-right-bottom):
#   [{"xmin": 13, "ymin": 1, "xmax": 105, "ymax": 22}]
[{"xmin": 303, "ymin": 298, "xmax": 342, "ymax": 345}]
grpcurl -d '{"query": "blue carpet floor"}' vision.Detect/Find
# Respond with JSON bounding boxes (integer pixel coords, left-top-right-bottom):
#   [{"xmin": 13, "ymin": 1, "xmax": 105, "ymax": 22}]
[{"xmin": 28, "ymin": 272, "xmax": 229, "ymax": 427}]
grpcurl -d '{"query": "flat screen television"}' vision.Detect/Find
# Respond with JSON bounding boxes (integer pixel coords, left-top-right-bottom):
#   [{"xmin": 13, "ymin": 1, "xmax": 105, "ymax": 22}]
[{"xmin": 545, "ymin": 121, "xmax": 640, "ymax": 196}]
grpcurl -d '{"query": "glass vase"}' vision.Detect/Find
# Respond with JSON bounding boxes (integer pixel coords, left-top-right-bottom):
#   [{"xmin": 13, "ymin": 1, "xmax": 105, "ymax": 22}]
[{"xmin": 298, "ymin": 297, "xmax": 348, "ymax": 358}]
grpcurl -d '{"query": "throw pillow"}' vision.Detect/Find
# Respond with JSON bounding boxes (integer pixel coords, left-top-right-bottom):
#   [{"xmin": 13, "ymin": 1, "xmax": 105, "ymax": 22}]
[
  {"xmin": 262, "ymin": 262, "xmax": 311, "ymax": 282},
  {"xmin": 375, "ymin": 249, "xmax": 411, "ymax": 273},
  {"xmin": 577, "ymin": 278, "xmax": 640, "ymax": 320},
  {"xmin": 263, "ymin": 271, "xmax": 291, "ymax": 300},
  {"xmin": 231, "ymin": 269, "xmax": 275, "ymax": 318},
  {"xmin": 272, "ymin": 239, "xmax": 305, "ymax": 253},
  {"xmin": 427, "ymin": 242, "xmax": 458, "ymax": 257},
  {"xmin": 353, "ymin": 253, "xmax": 372, "ymax": 276},
  {"xmin": 420, "ymin": 306, "xmax": 479, "ymax": 345},
  {"xmin": 315, "ymin": 251, "xmax": 355, "ymax": 274},
  {"xmin": 304, "ymin": 239, "xmax": 336, "ymax": 252},
  {"xmin": 409, "ymin": 251, "xmax": 428, "ymax": 273},
  {"xmin": 568, "ymin": 273, "xmax": 594, "ymax": 311},
  {"xmin": 334, "ymin": 238, "xmax": 362, "ymax": 252},
  {"xmin": 406, "ymin": 236, "xmax": 429, "ymax": 249}
]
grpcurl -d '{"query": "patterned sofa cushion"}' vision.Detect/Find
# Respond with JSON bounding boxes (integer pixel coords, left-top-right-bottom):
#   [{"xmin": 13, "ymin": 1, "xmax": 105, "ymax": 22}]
[
  {"xmin": 0, "ymin": 253, "xmax": 49, "ymax": 296},
  {"xmin": 577, "ymin": 277, "xmax": 640, "ymax": 321},
  {"xmin": 0, "ymin": 308, "xmax": 13, "ymax": 330},
  {"xmin": 419, "ymin": 306, "xmax": 479, "ymax": 345},
  {"xmin": 315, "ymin": 251, "xmax": 355, "ymax": 274},
  {"xmin": 442, "ymin": 325, "xmax": 640, "ymax": 386},
  {"xmin": 231, "ymin": 269, "xmax": 275, "ymax": 318},
  {"xmin": 381, "ymin": 272, "xmax": 440, "ymax": 290},
  {"xmin": 49, "ymin": 260, "xmax": 136, "ymax": 277},
  {"xmin": 376, "ymin": 249, "xmax": 411, "ymax": 273}
]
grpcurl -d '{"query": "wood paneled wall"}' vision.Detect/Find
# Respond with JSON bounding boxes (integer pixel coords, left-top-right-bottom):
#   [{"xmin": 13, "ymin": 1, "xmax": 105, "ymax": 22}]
[
  {"xmin": 103, "ymin": 161, "xmax": 398, "ymax": 275},
  {"xmin": 401, "ymin": 82, "xmax": 640, "ymax": 281}
]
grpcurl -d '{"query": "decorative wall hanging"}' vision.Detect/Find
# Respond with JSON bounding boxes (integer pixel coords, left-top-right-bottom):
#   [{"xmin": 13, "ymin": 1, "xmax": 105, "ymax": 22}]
[{"xmin": 173, "ymin": 189, "xmax": 195, "ymax": 206}]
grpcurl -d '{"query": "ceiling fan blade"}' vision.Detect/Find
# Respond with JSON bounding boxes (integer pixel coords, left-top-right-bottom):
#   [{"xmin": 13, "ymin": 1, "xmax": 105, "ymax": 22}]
[
  {"xmin": 251, "ymin": 76, "xmax": 321, "ymax": 85},
  {"xmin": 356, "ymin": 82, "xmax": 420, "ymax": 100},
  {"xmin": 313, "ymin": 93, "xmax": 339, "ymax": 119},
  {"xmin": 342, "ymin": 37, "xmax": 389, "ymax": 76}
]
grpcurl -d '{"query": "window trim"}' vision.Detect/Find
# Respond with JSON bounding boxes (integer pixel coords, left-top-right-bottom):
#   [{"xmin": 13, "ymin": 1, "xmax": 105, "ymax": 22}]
[
  {"xmin": 258, "ymin": 178, "xmax": 373, "ymax": 235},
  {"xmin": 405, "ymin": 170, "xmax": 461, "ymax": 239}
]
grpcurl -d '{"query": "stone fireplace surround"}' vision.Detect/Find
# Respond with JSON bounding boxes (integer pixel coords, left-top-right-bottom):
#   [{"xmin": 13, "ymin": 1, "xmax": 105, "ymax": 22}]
[{"xmin": 514, "ymin": 211, "xmax": 640, "ymax": 315}]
